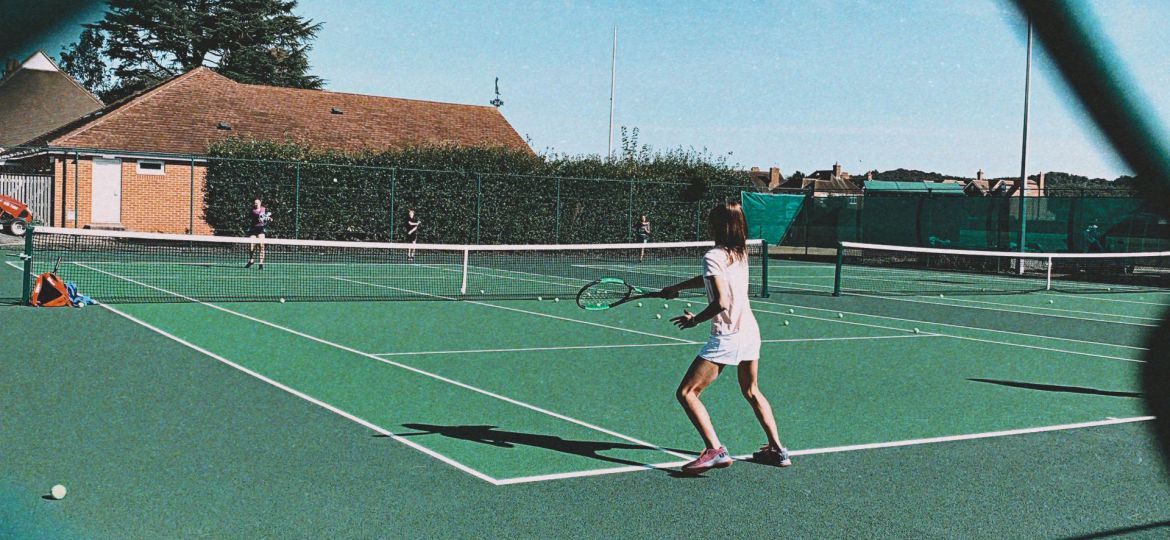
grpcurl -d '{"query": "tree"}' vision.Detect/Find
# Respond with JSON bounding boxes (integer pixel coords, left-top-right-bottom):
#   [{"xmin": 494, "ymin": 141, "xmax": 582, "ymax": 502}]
[
  {"xmin": 61, "ymin": 0, "xmax": 323, "ymax": 101},
  {"xmin": 58, "ymin": 28, "xmax": 111, "ymax": 99}
]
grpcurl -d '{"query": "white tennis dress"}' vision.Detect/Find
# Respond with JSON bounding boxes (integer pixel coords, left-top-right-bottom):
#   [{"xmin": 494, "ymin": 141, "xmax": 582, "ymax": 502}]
[{"xmin": 697, "ymin": 247, "xmax": 761, "ymax": 365}]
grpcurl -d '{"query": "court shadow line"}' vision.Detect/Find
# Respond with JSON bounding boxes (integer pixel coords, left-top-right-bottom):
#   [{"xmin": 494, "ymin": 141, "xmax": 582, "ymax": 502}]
[
  {"xmin": 1061, "ymin": 519, "xmax": 1170, "ymax": 539},
  {"xmin": 380, "ymin": 422, "xmax": 698, "ymax": 472},
  {"xmin": 968, "ymin": 378, "xmax": 1142, "ymax": 398}
]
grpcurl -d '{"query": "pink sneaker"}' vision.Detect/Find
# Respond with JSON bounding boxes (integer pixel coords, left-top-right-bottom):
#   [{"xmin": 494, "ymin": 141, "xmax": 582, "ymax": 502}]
[{"xmin": 682, "ymin": 446, "xmax": 733, "ymax": 474}]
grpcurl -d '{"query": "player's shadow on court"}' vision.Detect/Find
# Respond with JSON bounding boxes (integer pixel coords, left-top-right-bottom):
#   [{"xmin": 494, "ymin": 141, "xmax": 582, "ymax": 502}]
[
  {"xmin": 968, "ymin": 378, "xmax": 1142, "ymax": 398},
  {"xmin": 391, "ymin": 423, "xmax": 696, "ymax": 470}
]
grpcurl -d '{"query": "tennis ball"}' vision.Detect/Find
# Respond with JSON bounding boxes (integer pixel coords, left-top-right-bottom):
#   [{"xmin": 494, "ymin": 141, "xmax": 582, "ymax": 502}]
[
  {"xmin": 332, "ymin": 177, "xmax": 338, "ymax": 183},
  {"xmin": 50, "ymin": 485, "xmax": 66, "ymax": 500},
  {"xmin": 637, "ymin": 302, "xmax": 642, "ymax": 307},
  {"xmin": 537, "ymin": 296, "xmax": 543, "ymax": 301},
  {"xmin": 479, "ymin": 289, "xmax": 485, "ymax": 294},
  {"xmin": 783, "ymin": 320, "xmax": 789, "ymax": 326},
  {"xmin": 279, "ymin": 298, "xmax": 285, "ymax": 303},
  {"xmin": 837, "ymin": 313, "xmax": 844, "ymax": 318},
  {"xmin": 788, "ymin": 308, "xmax": 794, "ymax": 314},
  {"xmin": 1047, "ymin": 299, "xmax": 1054, "ymax": 304},
  {"xmin": 939, "ymin": 294, "xmax": 945, "ymax": 298},
  {"xmin": 663, "ymin": 303, "xmax": 669, "ymax": 309},
  {"xmin": 554, "ymin": 298, "xmax": 560, "ymax": 302},
  {"xmin": 655, "ymin": 314, "xmax": 661, "ymax": 319},
  {"xmin": 913, "ymin": 328, "xmax": 920, "ymax": 334}
]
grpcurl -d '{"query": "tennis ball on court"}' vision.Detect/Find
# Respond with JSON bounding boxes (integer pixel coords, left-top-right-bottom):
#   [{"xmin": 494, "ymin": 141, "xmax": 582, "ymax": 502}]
[
  {"xmin": 788, "ymin": 308, "xmax": 794, "ymax": 314},
  {"xmin": 537, "ymin": 296, "xmax": 543, "ymax": 301},
  {"xmin": 637, "ymin": 302, "xmax": 642, "ymax": 307},
  {"xmin": 554, "ymin": 298, "xmax": 560, "ymax": 302},
  {"xmin": 655, "ymin": 314, "xmax": 662, "ymax": 319},
  {"xmin": 939, "ymin": 294, "xmax": 945, "ymax": 298},
  {"xmin": 686, "ymin": 303, "xmax": 692, "ymax": 308},
  {"xmin": 837, "ymin": 313, "xmax": 844, "ymax": 318},
  {"xmin": 479, "ymin": 289, "xmax": 485, "ymax": 294},
  {"xmin": 1047, "ymin": 300, "xmax": 1054, "ymax": 304},
  {"xmin": 663, "ymin": 303, "xmax": 669, "ymax": 309},
  {"xmin": 783, "ymin": 320, "xmax": 789, "ymax": 326},
  {"xmin": 913, "ymin": 328, "xmax": 920, "ymax": 334},
  {"xmin": 279, "ymin": 298, "xmax": 285, "ymax": 303},
  {"xmin": 50, "ymin": 485, "xmax": 66, "ymax": 500}
]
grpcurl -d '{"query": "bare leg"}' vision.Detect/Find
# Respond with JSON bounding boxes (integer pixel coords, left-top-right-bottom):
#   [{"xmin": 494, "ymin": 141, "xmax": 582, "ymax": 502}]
[
  {"xmin": 257, "ymin": 233, "xmax": 266, "ymax": 265},
  {"xmin": 676, "ymin": 357, "xmax": 725, "ymax": 449},
  {"xmin": 737, "ymin": 360, "xmax": 784, "ymax": 449}
]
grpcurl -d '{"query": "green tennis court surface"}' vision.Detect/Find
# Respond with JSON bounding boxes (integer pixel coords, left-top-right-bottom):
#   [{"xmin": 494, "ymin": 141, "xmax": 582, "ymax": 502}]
[{"xmin": 3, "ymin": 251, "xmax": 1170, "ymax": 538}]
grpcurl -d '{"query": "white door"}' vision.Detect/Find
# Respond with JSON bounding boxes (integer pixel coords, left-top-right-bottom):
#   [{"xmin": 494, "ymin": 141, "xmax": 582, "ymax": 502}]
[{"xmin": 92, "ymin": 158, "xmax": 122, "ymax": 224}]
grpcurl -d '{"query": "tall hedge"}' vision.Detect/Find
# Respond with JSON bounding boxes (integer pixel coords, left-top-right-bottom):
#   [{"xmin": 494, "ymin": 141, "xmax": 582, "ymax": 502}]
[{"xmin": 204, "ymin": 138, "xmax": 752, "ymax": 244}]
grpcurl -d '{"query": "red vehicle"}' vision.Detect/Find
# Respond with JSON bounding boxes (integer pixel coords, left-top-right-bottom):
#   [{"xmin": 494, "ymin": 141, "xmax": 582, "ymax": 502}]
[{"xmin": 0, "ymin": 194, "xmax": 32, "ymax": 236}]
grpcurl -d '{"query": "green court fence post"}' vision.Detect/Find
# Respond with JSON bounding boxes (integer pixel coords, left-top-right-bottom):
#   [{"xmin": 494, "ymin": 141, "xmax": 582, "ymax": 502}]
[
  {"xmin": 475, "ymin": 174, "xmax": 482, "ymax": 243},
  {"xmin": 189, "ymin": 156, "xmax": 195, "ymax": 234},
  {"xmin": 626, "ymin": 180, "xmax": 634, "ymax": 242},
  {"xmin": 293, "ymin": 163, "xmax": 301, "ymax": 239},
  {"xmin": 388, "ymin": 168, "xmax": 397, "ymax": 241},
  {"xmin": 833, "ymin": 242, "xmax": 844, "ymax": 297},
  {"xmin": 759, "ymin": 239, "xmax": 770, "ymax": 298},
  {"xmin": 554, "ymin": 177, "xmax": 562, "ymax": 243},
  {"xmin": 73, "ymin": 150, "xmax": 79, "ymax": 228},
  {"xmin": 21, "ymin": 226, "xmax": 34, "ymax": 306},
  {"xmin": 804, "ymin": 192, "xmax": 812, "ymax": 255}
]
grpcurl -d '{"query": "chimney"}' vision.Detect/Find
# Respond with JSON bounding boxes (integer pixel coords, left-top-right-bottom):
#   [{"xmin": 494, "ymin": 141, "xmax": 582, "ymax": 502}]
[
  {"xmin": 866, "ymin": 171, "xmax": 873, "ymax": 180},
  {"xmin": 769, "ymin": 167, "xmax": 781, "ymax": 189},
  {"xmin": 749, "ymin": 167, "xmax": 766, "ymax": 189},
  {"xmin": 833, "ymin": 162, "xmax": 842, "ymax": 178},
  {"xmin": 977, "ymin": 169, "xmax": 984, "ymax": 182}
]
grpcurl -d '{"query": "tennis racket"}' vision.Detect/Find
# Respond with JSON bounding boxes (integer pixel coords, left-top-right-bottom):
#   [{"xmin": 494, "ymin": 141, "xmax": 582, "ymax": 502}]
[{"xmin": 576, "ymin": 277, "xmax": 666, "ymax": 310}]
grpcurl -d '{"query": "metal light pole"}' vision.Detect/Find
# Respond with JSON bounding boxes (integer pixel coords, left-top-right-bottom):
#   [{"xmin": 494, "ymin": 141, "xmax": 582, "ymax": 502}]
[
  {"xmin": 607, "ymin": 25, "xmax": 617, "ymax": 160},
  {"xmin": 1019, "ymin": 16, "xmax": 1032, "ymax": 268}
]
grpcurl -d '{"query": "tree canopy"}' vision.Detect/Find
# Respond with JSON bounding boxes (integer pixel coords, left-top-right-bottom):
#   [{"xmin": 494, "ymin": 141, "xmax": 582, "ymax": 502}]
[{"xmin": 59, "ymin": 0, "xmax": 323, "ymax": 102}]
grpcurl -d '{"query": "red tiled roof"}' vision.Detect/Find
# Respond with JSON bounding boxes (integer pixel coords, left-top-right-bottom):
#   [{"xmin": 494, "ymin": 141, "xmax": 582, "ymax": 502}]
[
  {"xmin": 0, "ymin": 52, "xmax": 103, "ymax": 147},
  {"xmin": 35, "ymin": 67, "xmax": 530, "ymax": 155}
]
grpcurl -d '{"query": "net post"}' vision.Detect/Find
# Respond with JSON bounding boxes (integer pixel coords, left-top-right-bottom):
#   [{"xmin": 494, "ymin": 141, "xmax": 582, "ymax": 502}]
[
  {"xmin": 759, "ymin": 240, "xmax": 770, "ymax": 298},
  {"xmin": 833, "ymin": 242, "xmax": 844, "ymax": 297},
  {"xmin": 1046, "ymin": 256, "xmax": 1052, "ymax": 290},
  {"xmin": 21, "ymin": 226, "xmax": 34, "ymax": 306},
  {"xmin": 460, "ymin": 249, "xmax": 469, "ymax": 295}
]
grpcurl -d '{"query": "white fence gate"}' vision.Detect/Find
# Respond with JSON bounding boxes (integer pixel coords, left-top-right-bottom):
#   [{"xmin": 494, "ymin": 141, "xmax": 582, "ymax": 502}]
[{"xmin": 0, "ymin": 174, "xmax": 51, "ymax": 222}]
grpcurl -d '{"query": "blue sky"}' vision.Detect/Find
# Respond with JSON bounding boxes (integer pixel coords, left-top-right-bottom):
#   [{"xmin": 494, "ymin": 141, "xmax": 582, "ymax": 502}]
[{"xmin": 19, "ymin": 0, "xmax": 1170, "ymax": 179}]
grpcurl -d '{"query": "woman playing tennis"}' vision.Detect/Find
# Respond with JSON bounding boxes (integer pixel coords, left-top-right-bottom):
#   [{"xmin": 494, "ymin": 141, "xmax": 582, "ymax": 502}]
[{"xmin": 661, "ymin": 201, "xmax": 791, "ymax": 474}]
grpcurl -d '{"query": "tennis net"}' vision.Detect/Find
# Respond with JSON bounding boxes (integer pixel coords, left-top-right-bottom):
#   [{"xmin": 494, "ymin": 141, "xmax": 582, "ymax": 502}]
[
  {"xmin": 833, "ymin": 241, "xmax": 1170, "ymax": 296},
  {"xmin": 20, "ymin": 227, "xmax": 767, "ymax": 304}
]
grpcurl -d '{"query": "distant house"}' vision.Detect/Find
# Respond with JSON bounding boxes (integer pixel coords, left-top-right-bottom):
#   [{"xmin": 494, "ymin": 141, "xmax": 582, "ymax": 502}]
[
  {"xmin": 964, "ymin": 170, "xmax": 1044, "ymax": 197},
  {"xmin": 784, "ymin": 162, "xmax": 862, "ymax": 196},
  {"xmin": 4, "ymin": 67, "xmax": 530, "ymax": 234},
  {"xmin": 748, "ymin": 166, "xmax": 783, "ymax": 191},
  {"xmin": 0, "ymin": 51, "xmax": 103, "ymax": 150}
]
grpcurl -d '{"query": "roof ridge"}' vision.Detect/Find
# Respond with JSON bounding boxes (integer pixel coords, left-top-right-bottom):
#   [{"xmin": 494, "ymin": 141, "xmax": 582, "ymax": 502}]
[
  {"xmin": 54, "ymin": 67, "xmax": 225, "ymax": 145},
  {"xmin": 234, "ymin": 80, "xmax": 499, "ymax": 110}
]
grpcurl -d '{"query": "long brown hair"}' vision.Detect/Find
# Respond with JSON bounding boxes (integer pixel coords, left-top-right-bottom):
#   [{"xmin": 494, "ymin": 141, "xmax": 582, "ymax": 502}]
[{"xmin": 708, "ymin": 201, "xmax": 748, "ymax": 263}]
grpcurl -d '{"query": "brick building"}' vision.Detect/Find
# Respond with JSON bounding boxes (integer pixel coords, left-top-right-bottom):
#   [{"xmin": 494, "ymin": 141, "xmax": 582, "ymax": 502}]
[{"xmin": 5, "ymin": 67, "xmax": 529, "ymax": 233}]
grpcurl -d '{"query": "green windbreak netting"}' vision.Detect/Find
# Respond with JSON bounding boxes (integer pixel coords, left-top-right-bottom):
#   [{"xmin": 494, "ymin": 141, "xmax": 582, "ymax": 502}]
[
  {"xmin": 741, "ymin": 192, "xmax": 806, "ymax": 244},
  {"xmin": 778, "ymin": 194, "xmax": 1159, "ymax": 253}
]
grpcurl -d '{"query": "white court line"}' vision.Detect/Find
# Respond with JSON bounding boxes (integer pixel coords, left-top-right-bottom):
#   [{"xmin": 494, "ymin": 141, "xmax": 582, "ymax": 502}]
[
  {"xmin": 95, "ymin": 302, "xmax": 502, "ymax": 485},
  {"xmin": 494, "ymin": 416, "xmax": 1154, "ymax": 485},
  {"xmin": 371, "ymin": 333, "xmax": 936, "ymax": 357},
  {"xmin": 421, "ymin": 257, "xmax": 1151, "ymax": 355},
  {"xmin": 768, "ymin": 276, "xmax": 1159, "ymax": 328},
  {"xmin": 753, "ymin": 306, "xmax": 1146, "ymax": 364},
  {"xmin": 332, "ymin": 276, "xmax": 699, "ymax": 344},
  {"xmin": 78, "ymin": 264, "xmax": 694, "ymax": 471}
]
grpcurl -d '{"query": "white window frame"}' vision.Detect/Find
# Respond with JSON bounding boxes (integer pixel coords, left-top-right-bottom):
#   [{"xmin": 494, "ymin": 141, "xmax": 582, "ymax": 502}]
[{"xmin": 136, "ymin": 160, "xmax": 166, "ymax": 176}]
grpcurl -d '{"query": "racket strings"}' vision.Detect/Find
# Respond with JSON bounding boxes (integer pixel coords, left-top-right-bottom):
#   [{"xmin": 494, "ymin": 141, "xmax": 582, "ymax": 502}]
[{"xmin": 578, "ymin": 281, "xmax": 631, "ymax": 308}]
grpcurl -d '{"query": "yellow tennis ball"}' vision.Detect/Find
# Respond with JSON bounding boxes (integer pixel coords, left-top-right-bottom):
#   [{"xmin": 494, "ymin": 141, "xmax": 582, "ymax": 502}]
[{"xmin": 50, "ymin": 485, "xmax": 66, "ymax": 500}]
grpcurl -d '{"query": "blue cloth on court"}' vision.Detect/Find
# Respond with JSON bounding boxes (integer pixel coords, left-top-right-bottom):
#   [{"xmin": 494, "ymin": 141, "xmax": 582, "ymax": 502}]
[{"xmin": 66, "ymin": 282, "xmax": 96, "ymax": 307}]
